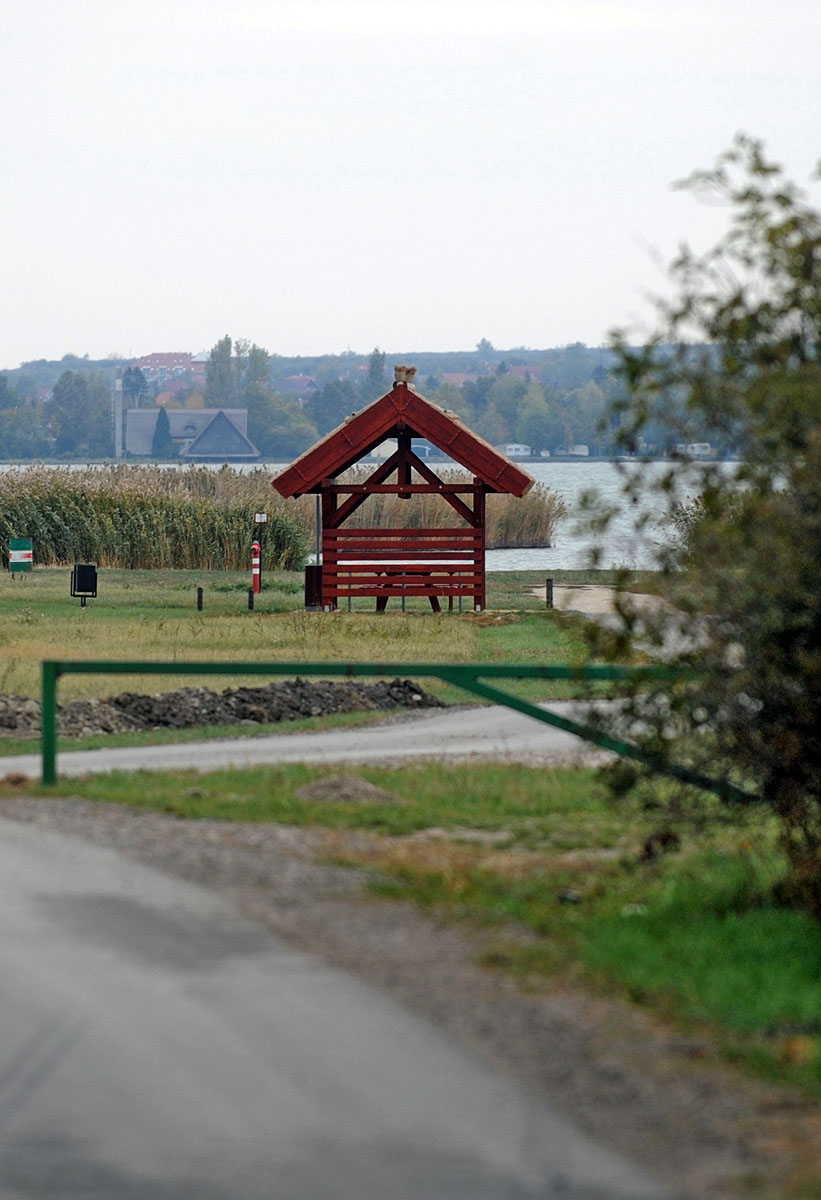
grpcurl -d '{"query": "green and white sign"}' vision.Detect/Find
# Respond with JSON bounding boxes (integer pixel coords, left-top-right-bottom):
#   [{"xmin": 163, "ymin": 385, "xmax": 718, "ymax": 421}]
[{"xmin": 9, "ymin": 538, "xmax": 33, "ymax": 573}]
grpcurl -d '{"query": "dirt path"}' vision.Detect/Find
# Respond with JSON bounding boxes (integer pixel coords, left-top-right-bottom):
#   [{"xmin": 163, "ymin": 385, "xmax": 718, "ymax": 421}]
[
  {"xmin": 536, "ymin": 583, "xmax": 676, "ymax": 616},
  {"xmin": 1, "ymin": 794, "xmax": 817, "ymax": 1199}
]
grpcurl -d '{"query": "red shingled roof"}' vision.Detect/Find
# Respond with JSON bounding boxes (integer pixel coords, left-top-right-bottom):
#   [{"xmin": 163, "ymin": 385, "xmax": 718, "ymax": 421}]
[{"xmin": 272, "ymin": 380, "xmax": 533, "ymax": 498}]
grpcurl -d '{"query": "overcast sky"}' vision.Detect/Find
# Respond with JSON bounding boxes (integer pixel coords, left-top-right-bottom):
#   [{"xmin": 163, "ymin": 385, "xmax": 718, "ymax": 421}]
[{"xmin": 2, "ymin": 0, "xmax": 819, "ymax": 368}]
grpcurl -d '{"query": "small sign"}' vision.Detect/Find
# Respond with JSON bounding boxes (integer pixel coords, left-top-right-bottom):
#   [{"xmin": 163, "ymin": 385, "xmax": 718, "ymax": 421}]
[
  {"xmin": 254, "ymin": 512, "xmax": 268, "ymax": 524},
  {"xmin": 9, "ymin": 538, "xmax": 33, "ymax": 573}
]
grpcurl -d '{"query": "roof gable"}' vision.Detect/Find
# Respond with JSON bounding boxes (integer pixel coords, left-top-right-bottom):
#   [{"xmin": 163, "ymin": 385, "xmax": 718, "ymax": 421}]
[
  {"xmin": 125, "ymin": 408, "xmax": 254, "ymax": 457},
  {"xmin": 272, "ymin": 378, "xmax": 533, "ymax": 497},
  {"xmin": 183, "ymin": 410, "xmax": 260, "ymax": 460}
]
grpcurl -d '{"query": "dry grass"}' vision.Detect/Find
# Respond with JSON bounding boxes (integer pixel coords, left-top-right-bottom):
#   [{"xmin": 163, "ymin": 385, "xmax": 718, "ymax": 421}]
[
  {"xmin": 0, "ymin": 569, "xmax": 480, "ymax": 698},
  {"xmin": 0, "ymin": 465, "xmax": 306, "ymax": 570},
  {"xmin": 0, "ymin": 464, "xmax": 563, "ymax": 581}
]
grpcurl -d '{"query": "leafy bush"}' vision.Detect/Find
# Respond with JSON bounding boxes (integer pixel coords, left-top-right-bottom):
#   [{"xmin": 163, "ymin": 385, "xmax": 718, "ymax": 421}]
[{"xmin": 593, "ymin": 136, "xmax": 821, "ymax": 918}]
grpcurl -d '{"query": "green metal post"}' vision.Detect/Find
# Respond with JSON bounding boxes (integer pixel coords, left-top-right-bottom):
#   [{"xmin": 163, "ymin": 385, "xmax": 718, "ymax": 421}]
[{"xmin": 41, "ymin": 661, "xmax": 59, "ymax": 786}]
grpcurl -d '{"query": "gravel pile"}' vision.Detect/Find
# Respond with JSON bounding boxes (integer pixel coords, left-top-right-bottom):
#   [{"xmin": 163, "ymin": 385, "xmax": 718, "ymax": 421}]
[{"xmin": 0, "ymin": 678, "xmax": 443, "ymax": 738}]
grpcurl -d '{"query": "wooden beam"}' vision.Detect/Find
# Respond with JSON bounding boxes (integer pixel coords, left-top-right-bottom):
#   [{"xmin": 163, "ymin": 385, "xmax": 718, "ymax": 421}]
[
  {"xmin": 330, "ymin": 452, "xmax": 402, "ymax": 526},
  {"xmin": 406, "ymin": 450, "xmax": 479, "ymax": 525}
]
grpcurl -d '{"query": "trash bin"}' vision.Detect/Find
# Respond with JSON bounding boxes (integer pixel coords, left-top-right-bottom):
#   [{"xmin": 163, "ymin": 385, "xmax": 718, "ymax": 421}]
[{"xmin": 304, "ymin": 564, "xmax": 322, "ymax": 610}]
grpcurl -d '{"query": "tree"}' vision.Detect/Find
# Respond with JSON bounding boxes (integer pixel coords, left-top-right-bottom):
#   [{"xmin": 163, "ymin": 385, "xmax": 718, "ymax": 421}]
[
  {"xmin": 151, "ymin": 405, "xmax": 176, "ymax": 458},
  {"xmin": 305, "ymin": 379, "xmax": 358, "ymax": 437},
  {"xmin": 0, "ymin": 373, "xmax": 17, "ymax": 411},
  {"xmin": 205, "ymin": 335, "xmax": 238, "ymax": 408},
  {"xmin": 515, "ymin": 384, "xmax": 556, "ymax": 453},
  {"xmin": 46, "ymin": 370, "xmax": 111, "ymax": 457},
  {"xmin": 122, "ymin": 366, "xmax": 149, "ymax": 406},
  {"xmin": 248, "ymin": 393, "xmax": 317, "ymax": 459},
  {"xmin": 363, "ymin": 346, "xmax": 386, "ymax": 401},
  {"xmin": 203, "ymin": 335, "xmax": 315, "ymax": 456},
  {"xmin": 593, "ymin": 136, "xmax": 821, "ymax": 916}
]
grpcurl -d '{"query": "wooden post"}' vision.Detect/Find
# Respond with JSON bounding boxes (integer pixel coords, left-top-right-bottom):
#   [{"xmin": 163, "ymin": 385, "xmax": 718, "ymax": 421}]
[{"xmin": 546, "ymin": 578, "xmax": 554, "ymax": 609}]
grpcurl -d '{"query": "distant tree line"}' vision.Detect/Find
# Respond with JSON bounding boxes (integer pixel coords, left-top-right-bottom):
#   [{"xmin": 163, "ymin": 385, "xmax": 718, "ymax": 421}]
[{"xmin": 0, "ymin": 338, "xmax": 716, "ymax": 462}]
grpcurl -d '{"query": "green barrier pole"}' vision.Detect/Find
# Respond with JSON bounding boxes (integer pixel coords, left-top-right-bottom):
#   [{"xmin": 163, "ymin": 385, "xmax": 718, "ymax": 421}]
[
  {"xmin": 38, "ymin": 659, "xmax": 754, "ymax": 803},
  {"xmin": 41, "ymin": 661, "xmax": 59, "ymax": 786}
]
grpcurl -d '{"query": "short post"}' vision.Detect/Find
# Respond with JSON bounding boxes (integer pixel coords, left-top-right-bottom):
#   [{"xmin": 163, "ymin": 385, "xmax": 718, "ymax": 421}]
[
  {"xmin": 197, "ymin": 586, "xmax": 204, "ymax": 612},
  {"xmin": 254, "ymin": 512, "xmax": 267, "ymax": 590},
  {"xmin": 41, "ymin": 661, "xmax": 58, "ymax": 786},
  {"xmin": 251, "ymin": 539, "xmax": 261, "ymax": 594},
  {"xmin": 248, "ymin": 587, "xmax": 255, "ymax": 611},
  {"xmin": 546, "ymin": 577, "xmax": 554, "ymax": 609}
]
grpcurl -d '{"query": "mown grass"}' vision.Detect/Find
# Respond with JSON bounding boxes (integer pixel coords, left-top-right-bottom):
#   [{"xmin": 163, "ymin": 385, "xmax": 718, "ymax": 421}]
[
  {"xmin": 0, "ymin": 567, "xmax": 602, "ymax": 702},
  {"xmin": 30, "ymin": 757, "xmax": 821, "ymax": 1100}
]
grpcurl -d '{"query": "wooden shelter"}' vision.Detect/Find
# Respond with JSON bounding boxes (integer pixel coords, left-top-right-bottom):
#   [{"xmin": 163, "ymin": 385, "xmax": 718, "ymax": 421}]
[{"xmin": 272, "ymin": 366, "xmax": 533, "ymax": 612}]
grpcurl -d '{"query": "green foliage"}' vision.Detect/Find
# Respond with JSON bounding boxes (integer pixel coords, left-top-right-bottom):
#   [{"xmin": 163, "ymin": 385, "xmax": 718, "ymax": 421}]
[
  {"xmin": 46, "ymin": 369, "xmax": 112, "ymax": 457},
  {"xmin": 305, "ymin": 378, "xmax": 358, "ymax": 436},
  {"xmin": 2, "ymin": 343, "xmax": 634, "ymax": 462},
  {"xmin": 363, "ymin": 346, "xmax": 386, "ymax": 401},
  {"xmin": 202, "ymin": 335, "xmax": 319, "ymax": 458},
  {"xmin": 204, "ymin": 335, "xmax": 238, "ymax": 407},
  {"xmin": 122, "ymin": 366, "xmax": 149, "ymax": 405},
  {"xmin": 582, "ymin": 854, "xmax": 821, "ymax": 1037},
  {"xmin": 150, "ymin": 406, "xmax": 176, "ymax": 458},
  {"xmin": 598, "ymin": 135, "xmax": 821, "ymax": 918}
]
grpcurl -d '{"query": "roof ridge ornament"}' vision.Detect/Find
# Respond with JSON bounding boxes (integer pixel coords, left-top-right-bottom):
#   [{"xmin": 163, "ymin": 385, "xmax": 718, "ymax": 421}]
[{"xmin": 393, "ymin": 364, "xmax": 417, "ymax": 387}]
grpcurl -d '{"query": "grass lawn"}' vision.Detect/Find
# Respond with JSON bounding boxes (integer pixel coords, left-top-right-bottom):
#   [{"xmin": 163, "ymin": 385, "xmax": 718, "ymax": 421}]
[{"xmin": 0, "ymin": 566, "xmax": 609, "ymax": 703}]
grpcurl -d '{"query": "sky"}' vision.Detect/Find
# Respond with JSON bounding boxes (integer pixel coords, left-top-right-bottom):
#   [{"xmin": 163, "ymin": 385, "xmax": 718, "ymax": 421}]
[{"xmin": 2, "ymin": 0, "xmax": 820, "ymax": 369}]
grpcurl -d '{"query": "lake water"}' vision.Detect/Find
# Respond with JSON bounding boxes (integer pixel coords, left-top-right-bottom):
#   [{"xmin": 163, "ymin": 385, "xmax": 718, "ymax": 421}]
[
  {"xmin": 268, "ymin": 459, "xmax": 671, "ymax": 571},
  {"xmin": 487, "ymin": 460, "xmax": 669, "ymax": 571},
  {"xmin": 2, "ymin": 458, "xmax": 673, "ymax": 571}
]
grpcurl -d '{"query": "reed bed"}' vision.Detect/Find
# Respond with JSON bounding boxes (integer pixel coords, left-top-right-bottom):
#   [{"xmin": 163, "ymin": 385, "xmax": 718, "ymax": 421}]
[
  {"xmin": 0, "ymin": 463, "xmax": 563, "ymax": 572},
  {"xmin": 0, "ymin": 466, "xmax": 306, "ymax": 570},
  {"xmin": 292, "ymin": 468, "xmax": 565, "ymax": 548}
]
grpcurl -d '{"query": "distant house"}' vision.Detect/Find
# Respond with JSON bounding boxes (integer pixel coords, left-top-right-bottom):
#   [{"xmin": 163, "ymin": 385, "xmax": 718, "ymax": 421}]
[
  {"xmin": 131, "ymin": 352, "xmax": 193, "ymax": 384},
  {"xmin": 126, "ymin": 408, "xmax": 260, "ymax": 461},
  {"xmin": 277, "ymin": 374, "xmax": 318, "ymax": 397},
  {"xmin": 498, "ymin": 443, "xmax": 531, "ymax": 458},
  {"xmin": 505, "ymin": 365, "xmax": 540, "ymax": 381}
]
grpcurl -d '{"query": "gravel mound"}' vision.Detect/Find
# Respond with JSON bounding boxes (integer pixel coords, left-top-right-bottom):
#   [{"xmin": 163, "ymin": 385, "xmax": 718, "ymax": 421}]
[{"xmin": 0, "ymin": 678, "xmax": 444, "ymax": 739}]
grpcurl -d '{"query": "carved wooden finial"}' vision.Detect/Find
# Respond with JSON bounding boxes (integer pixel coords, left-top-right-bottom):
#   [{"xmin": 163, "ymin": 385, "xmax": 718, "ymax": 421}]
[{"xmin": 393, "ymin": 365, "xmax": 417, "ymax": 386}]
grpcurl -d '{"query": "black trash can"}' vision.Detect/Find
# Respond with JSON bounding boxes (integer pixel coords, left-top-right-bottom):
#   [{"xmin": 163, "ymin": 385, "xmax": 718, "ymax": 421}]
[{"xmin": 304, "ymin": 564, "xmax": 322, "ymax": 610}]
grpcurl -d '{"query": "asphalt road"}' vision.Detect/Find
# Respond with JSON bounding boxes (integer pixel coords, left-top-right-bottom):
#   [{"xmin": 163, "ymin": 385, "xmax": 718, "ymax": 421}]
[
  {"xmin": 3, "ymin": 702, "xmax": 609, "ymax": 781},
  {"xmin": 0, "ymin": 818, "xmax": 668, "ymax": 1199}
]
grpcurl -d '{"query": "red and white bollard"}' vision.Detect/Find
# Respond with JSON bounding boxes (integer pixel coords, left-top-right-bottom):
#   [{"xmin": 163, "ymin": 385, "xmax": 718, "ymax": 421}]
[{"xmin": 251, "ymin": 540, "xmax": 261, "ymax": 594}]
